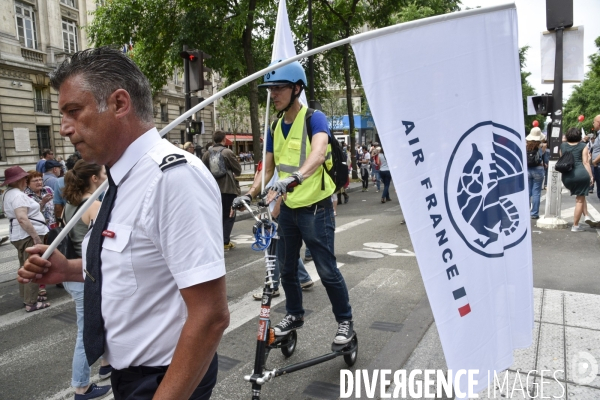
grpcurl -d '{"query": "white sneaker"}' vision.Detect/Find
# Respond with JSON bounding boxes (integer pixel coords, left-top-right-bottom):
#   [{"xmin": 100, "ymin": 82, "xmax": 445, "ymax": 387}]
[{"xmin": 571, "ymin": 225, "xmax": 585, "ymax": 232}]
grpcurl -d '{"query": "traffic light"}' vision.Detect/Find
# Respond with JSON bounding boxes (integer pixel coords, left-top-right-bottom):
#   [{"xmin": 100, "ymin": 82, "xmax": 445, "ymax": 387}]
[
  {"xmin": 179, "ymin": 49, "xmax": 211, "ymax": 92},
  {"xmin": 531, "ymin": 95, "xmax": 553, "ymax": 116}
]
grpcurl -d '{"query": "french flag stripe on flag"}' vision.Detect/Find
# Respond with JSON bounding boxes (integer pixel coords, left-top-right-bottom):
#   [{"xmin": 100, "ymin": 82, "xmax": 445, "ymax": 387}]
[{"xmin": 453, "ymin": 287, "xmax": 471, "ymax": 317}]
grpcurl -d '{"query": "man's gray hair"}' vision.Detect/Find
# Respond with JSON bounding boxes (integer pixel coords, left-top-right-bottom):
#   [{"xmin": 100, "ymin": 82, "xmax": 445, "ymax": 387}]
[{"xmin": 49, "ymin": 47, "xmax": 153, "ymax": 123}]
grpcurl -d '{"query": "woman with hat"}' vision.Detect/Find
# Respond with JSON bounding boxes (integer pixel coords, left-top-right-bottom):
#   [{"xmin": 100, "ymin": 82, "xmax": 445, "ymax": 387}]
[
  {"xmin": 526, "ymin": 127, "xmax": 546, "ymax": 219},
  {"xmin": 2, "ymin": 166, "xmax": 49, "ymax": 312}
]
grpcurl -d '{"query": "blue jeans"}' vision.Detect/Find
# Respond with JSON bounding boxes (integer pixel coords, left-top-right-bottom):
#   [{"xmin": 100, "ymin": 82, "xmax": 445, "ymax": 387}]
[
  {"xmin": 304, "ymin": 247, "xmax": 312, "ymax": 259},
  {"xmin": 272, "ymin": 255, "xmax": 312, "ymax": 290},
  {"xmin": 528, "ymin": 167, "xmax": 545, "ymax": 217},
  {"xmin": 278, "ymin": 202, "xmax": 352, "ymax": 322},
  {"xmin": 374, "ymin": 170, "xmax": 381, "ymax": 191},
  {"xmin": 380, "ymin": 170, "xmax": 392, "ymax": 200},
  {"xmin": 63, "ymin": 281, "xmax": 90, "ymax": 388}
]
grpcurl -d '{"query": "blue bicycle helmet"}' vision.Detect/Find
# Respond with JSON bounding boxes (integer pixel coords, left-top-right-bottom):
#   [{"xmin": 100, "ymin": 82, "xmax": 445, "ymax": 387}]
[{"xmin": 258, "ymin": 60, "xmax": 307, "ymax": 88}]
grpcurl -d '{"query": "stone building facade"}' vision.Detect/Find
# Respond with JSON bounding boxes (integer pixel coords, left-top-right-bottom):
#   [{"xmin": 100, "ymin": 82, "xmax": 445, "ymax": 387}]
[{"xmin": 0, "ymin": 0, "xmax": 214, "ymax": 177}]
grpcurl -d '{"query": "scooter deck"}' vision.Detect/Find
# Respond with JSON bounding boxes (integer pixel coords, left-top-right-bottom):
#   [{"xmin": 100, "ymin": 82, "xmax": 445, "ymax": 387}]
[{"xmin": 331, "ymin": 334, "xmax": 357, "ymax": 353}]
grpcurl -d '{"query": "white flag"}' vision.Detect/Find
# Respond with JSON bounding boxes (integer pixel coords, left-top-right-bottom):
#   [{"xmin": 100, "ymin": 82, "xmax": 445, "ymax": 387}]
[
  {"xmin": 352, "ymin": 4, "xmax": 533, "ymax": 395},
  {"xmin": 272, "ymin": 0, "xmax": 307, "ymax": 106}
]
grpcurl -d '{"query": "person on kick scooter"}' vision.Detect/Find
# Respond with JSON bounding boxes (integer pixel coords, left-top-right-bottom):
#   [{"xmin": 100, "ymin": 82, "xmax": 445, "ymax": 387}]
[{"xmin": 233, "ymin": 60, "xmax": 354, "ymax": 345}]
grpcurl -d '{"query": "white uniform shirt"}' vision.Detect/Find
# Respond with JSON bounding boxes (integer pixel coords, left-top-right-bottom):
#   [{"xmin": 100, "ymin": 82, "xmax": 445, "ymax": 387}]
[{"xmin": 81, "ymin": 128, "xmax": 225, "ymax": 369}]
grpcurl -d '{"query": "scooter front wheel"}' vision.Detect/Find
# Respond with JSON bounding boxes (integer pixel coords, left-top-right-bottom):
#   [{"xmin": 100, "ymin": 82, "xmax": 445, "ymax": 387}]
[
  {"xmin": 281, "ymin": 330, "xmax": 297, "ymax": 357},
  {"xmin": 343, "ymin": 334, "xmax": 358, "ymax": 367}
]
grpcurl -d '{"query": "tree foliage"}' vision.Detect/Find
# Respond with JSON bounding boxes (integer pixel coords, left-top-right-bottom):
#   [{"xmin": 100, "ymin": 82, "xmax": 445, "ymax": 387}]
[
  {"xmin": 87, "ymin": 0, "xmax": 276, "ymax": 165},
  {"xmin": 564, "ymin": 36, "xmax": 600, "ymax": 133}
]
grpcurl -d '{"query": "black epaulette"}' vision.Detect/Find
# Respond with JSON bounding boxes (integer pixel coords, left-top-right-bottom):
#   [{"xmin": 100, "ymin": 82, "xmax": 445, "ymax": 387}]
[{"xmin": 158, "ymin": 154, "xmax": 187, "ymax": 171}]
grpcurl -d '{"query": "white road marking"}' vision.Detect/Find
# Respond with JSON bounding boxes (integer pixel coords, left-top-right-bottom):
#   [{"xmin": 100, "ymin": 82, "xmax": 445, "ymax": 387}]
[
  {"xmin": 389, "ymin": 249, "xmax": 416, "ymax": 257},
  {"xmin": 347, "ymin": 250, "xmax": 384, "ymax": 259},
  {"xmin": 224, "ymin": 261, "xmax": 344, "ymax": 335},
  {"xmin": 364, "ymin": 242, "xmax": 398, "ymax": 249},
  {"xmin": 0, "ymin": 296, "xmax": 73, "ymax": 331},
  {"xmin": 366, "ymin": 248, "xmax": 398, "ymax": 255},
  {"xmin": 335, "ymin": 218, "xmax": 371, "ymax": 233}
]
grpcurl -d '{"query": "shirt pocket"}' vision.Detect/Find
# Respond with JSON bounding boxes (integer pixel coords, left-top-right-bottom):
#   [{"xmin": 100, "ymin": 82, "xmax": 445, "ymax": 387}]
[
  {"xmin": 101, "ymin": 223, "xmax": 137, "ymax": 298},
  {"xmin": 287, "ymin": 138, "xmax": 302, "ymax": 153}
]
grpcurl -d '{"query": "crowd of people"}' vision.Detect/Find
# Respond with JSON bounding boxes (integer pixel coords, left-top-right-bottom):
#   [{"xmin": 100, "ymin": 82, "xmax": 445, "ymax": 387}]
[{"xmin": 526, "ymin": 115, "xmax": 600, "ymax": 232}]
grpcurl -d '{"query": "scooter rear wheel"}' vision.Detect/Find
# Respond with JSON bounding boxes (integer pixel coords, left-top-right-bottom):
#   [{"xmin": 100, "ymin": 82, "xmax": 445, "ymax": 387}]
[
  {"xmin": 343, "ymin": 334, "xmax": 358, "ymax": 367},
  {"xmin": 281, "ymin": 330, "xmax": 297, "ymax": 357}
]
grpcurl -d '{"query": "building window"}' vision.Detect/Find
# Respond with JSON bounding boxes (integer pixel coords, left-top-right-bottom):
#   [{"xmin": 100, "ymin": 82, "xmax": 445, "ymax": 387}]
[
  {"xmin": 161, "ymin": 104, "xmax": 168, "ymax": 122},
  {"xmin": 36, "ymin": 126, "xmax": 51, "ymax": 157},
  {"xmin": 62, "ymin": 19, "xmax": 78, "ymax": 53},
  {"xmin": 15, "ymin": 2, "xmax": 38, "ymax": 49},
  {"xmin": 60, "ymin": 0, "xmax": 78, "ymax": 8},
  {"xmin": 33, "ymin": 88, "xmax": 51, "ymax": 114}
]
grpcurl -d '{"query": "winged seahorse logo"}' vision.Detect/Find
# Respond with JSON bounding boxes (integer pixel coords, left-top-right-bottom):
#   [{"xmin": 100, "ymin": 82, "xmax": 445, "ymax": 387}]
[{"xmin": 456, "ymin": 133, "xmax": 526, "ymax": 248}]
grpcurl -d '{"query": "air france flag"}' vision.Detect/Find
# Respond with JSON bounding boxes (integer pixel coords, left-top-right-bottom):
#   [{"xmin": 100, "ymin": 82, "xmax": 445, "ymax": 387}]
[{"xmin": 352, "ymin": 4, "xmax": 534, "ymax": 397}]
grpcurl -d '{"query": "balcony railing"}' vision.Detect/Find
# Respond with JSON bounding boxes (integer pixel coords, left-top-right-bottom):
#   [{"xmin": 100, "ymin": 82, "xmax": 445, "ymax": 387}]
[
  {"xmin": 21, "ymin": 48, "xmax": 44, "ymax": 63},
  {"xmin": 33, "ymin": 98, "xmax": 51, "ymax": 114}
]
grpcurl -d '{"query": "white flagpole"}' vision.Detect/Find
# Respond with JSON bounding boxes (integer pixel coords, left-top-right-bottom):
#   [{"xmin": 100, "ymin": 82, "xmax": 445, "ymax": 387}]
[
  {"xmin": 41, "ymin": 2, "xmax": 514, "ymax": 260},
  {"xmin": 261, "ymin": 91, "xmax": 271, "ymax": 194}
]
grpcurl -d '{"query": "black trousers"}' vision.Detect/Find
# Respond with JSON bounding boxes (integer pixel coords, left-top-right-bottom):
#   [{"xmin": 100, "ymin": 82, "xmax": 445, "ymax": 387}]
[
  {"xmin": 222, "ymin": 193, "xmax": 237, "ymax": 244},
  {"xmin": 111, "ymin": 353, "xmax": 218, "ymax": 400},
  {"xmin": 360, "ymin": 168, "xmax": 369, "ymax": 189}
]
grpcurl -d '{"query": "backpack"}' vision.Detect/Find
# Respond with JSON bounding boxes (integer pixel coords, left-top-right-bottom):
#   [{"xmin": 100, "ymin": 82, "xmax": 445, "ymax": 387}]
[
  {"xmin": 45, "ymin": 201, "xmax": 85, "ymax": 260},
  {"xmin": 271, "ymin": 108, "xmax": 348, "ymax": 192},
  {"xmin": 555, "ymin": 150, "xmax": 574, "ymax": 173},
  {"xmin": 526, "ymin": 147, "xmax": 542, "ymax": 167},
  {"xmin": 208, "ymin": 146, "xmax": 228, "ymax": 179}
]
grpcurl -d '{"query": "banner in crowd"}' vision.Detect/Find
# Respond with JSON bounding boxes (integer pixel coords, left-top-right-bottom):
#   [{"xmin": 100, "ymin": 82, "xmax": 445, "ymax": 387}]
[{"xmin": 352, "ymin": 4, "xmax": 533, "ymax": 395}]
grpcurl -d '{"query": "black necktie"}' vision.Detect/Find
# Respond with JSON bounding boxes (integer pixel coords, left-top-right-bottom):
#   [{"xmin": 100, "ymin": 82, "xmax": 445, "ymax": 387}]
[{"xmin": 83, "ymin": 168, "xmax": 118, "ymax": 366}]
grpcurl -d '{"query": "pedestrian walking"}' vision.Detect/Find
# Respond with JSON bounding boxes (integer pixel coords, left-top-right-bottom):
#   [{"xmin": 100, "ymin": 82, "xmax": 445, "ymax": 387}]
[
  {"xmin": 590, "ymin": 115, "xmax": 600, "ymax": 198},
  {"xmin": 252, "ymin": 170, "xmax": 314, "ymax": 300},
  {"xmin": 35, "ymin": 149, "xmax": 55, "ymax": 173},
  {"xmin": 19, "ymin": 47, "xmax": 228, "ymax": 400},
  {"xmin": 202, "ymin": 130, "xmax": 242, "ymax": 251},
  {"xmin": 184, "ymin": 141, "xmax": 195, "ymax": 154},
  {"xmin": 525, "ymin": 127, "xmax": 546, "ymax": 219},
  {"xmin": 378, "ymin": 147, "xmax": 393, "ymax": 203},
  {"xmin": 62, "ymin": 160, "xmax": 113, "ymax": 399},
  {"xmin": 2, "ymin": 166, "xmax": 49, "ymax": 312},
  {"xmin": 560, "ymin": 127, "xmax": 597, "ymax": 231},
  {"xmin": 233, "ymin": 60, "xmax": 354, "ymax": 345},
  {"xmin": 359, "ymin": 146, "xmax": 371, "ymax": 191}
]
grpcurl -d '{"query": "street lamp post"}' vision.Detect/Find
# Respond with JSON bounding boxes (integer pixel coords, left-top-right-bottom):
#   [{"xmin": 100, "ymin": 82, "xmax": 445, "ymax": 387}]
[{"xmin": 538, "ymin": 0, "xmax": 573, "ymax": 229}]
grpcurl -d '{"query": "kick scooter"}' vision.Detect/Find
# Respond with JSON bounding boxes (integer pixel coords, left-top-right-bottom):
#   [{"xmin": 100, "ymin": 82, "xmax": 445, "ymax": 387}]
[{"xmin": 239, "ymin": 197, "xmax": 358, "ymax": 400}]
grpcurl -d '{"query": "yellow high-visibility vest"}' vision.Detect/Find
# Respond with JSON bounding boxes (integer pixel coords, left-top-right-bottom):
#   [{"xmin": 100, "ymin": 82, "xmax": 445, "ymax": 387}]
[{"xmin": 273, "ymin": 106, "xmax": 335, "ymax": 208}]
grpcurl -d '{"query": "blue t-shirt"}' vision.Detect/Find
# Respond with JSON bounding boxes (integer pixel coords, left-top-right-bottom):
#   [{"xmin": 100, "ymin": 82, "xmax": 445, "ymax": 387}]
[
  {"xmin": 266, "ymin": 110, "xmax": 331, "ymax": 153},
  {"xmin": 36, "ymin": 159, "xmax": 46, "ymax": 173},
  {"xmin": 53, "ymin": 177, "xmax": 65, "ymax": 206}
]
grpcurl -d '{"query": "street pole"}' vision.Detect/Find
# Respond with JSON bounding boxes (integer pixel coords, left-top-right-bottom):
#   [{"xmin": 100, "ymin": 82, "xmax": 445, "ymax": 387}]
[
  {"xmin": 308, "ymin": 0, "xmax": 315, "ymax": 108},
  {"xmin": 183, "ymin": 45, "xmax": 192, "ymax": 143},
  {"xmin": 538, "ymin": 0, "xmax": 572, "ymax": 229}
]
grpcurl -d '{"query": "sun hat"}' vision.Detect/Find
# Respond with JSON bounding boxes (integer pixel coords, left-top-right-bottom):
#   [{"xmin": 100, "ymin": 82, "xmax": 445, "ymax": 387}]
[
  {"xmin": 3, "ymin": 166, "xmax": 29, "ymax": 186},
  {"xmin": 526, "ymin": 127, "xmax": 543, "ymax": 141}
]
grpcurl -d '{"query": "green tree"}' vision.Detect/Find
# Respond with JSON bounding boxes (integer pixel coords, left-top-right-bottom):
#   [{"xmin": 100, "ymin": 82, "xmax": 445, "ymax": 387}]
[
  {"xmin": 520, "ymin": 46, "xmax": 545, "ymax": 133},
  {"xmin": 87, "ymin": 0, "xmax": 275, "ymax": 169},
  {"xmin": 564, "ymin": 36, "xmax": 600, "ymax": 133},
  {"xmin": 305, "ymin": 0, "xmax": 460, "ymax": 177}
]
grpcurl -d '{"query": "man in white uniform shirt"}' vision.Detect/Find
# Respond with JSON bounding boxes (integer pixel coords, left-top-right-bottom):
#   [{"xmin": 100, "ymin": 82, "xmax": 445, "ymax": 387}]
[{"xmin": 18, "ymin": 47, "xmax": 229, "ymax": 400}]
